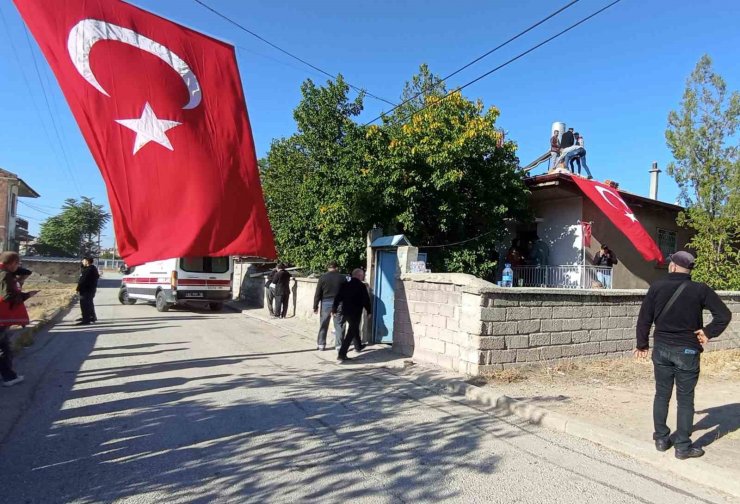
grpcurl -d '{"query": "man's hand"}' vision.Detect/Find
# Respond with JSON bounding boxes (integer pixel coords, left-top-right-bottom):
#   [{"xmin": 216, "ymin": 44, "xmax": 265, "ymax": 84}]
[
  {"xmin": 633, "ymin": 348, "xmax": 649, "ymax": 359},
  {"xmin": 330, "ymin": 311, "xmax": 336, "ymax": 317},
  {"xmin": 313, "ymin": 308, "xmax": 318, "ymax": 315},
  {"xmin": 695, "ymin": 329, "xmax": 709, "ymax": 346}
]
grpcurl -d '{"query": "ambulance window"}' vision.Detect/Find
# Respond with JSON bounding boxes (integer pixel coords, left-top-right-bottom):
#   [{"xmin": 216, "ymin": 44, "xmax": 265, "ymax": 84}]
[{"xmin": 180, "ymin": 257, "xmax": 229, "ymax": 273}]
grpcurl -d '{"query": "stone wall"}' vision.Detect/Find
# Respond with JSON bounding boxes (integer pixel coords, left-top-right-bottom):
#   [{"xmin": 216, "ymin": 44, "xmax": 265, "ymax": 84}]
[
  {"xmin": 21, "ymin": 258, "xmax": 80, "ymax": 284},
  {"xmin": 394, "ymin": 273, "xmax": 740, "ymax": 376}
]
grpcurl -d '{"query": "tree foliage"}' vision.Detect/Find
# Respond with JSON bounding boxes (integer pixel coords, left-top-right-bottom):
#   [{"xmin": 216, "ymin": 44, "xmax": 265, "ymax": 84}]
[
  {"xmin": 38, "ymin": 197, "xmax": 111, "ymax": 257},
  {"xmin": 666, "ymin": 55, "xmax": 740, "ymax": 290},
  {"xmin": 262, "ymin": 66, "xmax": 530, "ymax": 279}
]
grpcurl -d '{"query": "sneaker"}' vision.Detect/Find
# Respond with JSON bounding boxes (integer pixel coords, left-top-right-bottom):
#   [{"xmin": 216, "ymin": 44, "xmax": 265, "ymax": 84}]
[
  {"xmin": 675, "ymin": 446, "xmax": 704, "ymax": 460},
  {"xmin": 317, "ymin": 345, "xmax": 326, "ymax": 351},
  {"xmin": 3, "ymin": 375, "xmax": 25, "ymax": 387},
  {"xmin": 655, "ymin": 438, "xmax": 673, "ymax": 452}
]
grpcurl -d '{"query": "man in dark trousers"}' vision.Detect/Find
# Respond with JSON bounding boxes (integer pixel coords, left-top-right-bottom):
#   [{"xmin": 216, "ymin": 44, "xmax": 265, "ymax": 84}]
[
  {"xmin": 264, "ymin": 266, "xmax": 277, "ymax": 317},
  {"xmin": 272, "ymin": 263, "xmax": 291, "ymax": 319},
  {"xmin": 313, "ymin": 261, "xmax": 347, "ymax": 351},
  {"xmin": 332, "ymin": 268, "xmax": 371, "ymax": 361},
  {"xmin": 76, "ymin": 256, "xmax": 99, "ymax": 325},
  {"xmin": 634, "ymin": 251, "xmax": 731, "ymax": 460}
]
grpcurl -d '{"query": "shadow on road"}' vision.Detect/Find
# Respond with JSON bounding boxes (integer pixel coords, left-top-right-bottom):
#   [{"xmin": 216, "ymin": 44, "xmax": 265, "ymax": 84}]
[{"xmin": 693, "ymin": 403, "xmax": 740, "ymax": 449}]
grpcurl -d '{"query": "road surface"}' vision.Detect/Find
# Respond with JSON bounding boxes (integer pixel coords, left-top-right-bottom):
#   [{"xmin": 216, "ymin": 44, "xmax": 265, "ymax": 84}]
[{"xmin": 0, "ymin": 278, "xmax": 732, "ymax": 503}]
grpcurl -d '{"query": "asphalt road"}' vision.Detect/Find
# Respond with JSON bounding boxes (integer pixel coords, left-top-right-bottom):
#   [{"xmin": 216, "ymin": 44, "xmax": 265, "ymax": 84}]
[{"xmin": 0, "ymin": 278, "xmax": 732, "ymax": 503}]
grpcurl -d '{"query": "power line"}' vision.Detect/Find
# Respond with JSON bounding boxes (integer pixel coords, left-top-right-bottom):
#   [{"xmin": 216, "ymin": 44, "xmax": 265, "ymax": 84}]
[
  {"xmin": 419, "ymin": 229, "xmax": 499, "ymax": 249},
  {"xmin": 365, "ymin": 0, "xmax": 581, "ymax": 125},
  {"xmin": 22, "ymin": 24, "xmax": 83, "ymax": 196},
  {"xmin": 192, "ymin": 0, "xmax": 396, "ymax": 106},
  {"xmin": 392, "ymin": 0, "xmax": 623, "ymax": 127},
  {"xmin": 19, "ymin": 200, "xmax": 56, "ymax": 216}
]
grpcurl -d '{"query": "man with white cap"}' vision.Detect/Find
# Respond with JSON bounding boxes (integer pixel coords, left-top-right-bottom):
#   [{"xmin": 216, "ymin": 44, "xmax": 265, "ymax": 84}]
[{"xmin": 634, "ymin": 251, "xmax": 731, "ymax": 459}]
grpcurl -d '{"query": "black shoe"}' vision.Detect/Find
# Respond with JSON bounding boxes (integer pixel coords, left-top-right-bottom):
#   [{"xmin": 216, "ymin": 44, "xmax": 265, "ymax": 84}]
[
  {"xmin": 675, "ymin": 446, "xmax": 704, "ymax": 460},
  {"xmin": 655, "ymin": 438, "xmax": 673, "ymax": 452},
  {"xmin": 354, "ymin": 344, "xmax": 367, "ymax": 353},
  {"xmin": 76, "ymin": 317, "xmax": 84, "ymax": 322},
  {"xmin": 337, "ymin": 355, "xmax": 351, "ymax": 361},
  {"xmin": 75, "ymin": 321, "xmax": 91, "ymax": 326}
]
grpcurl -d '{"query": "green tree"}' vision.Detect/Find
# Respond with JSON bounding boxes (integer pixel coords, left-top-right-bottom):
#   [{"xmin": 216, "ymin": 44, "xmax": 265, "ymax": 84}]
[
  {"xmin": 666, "ymin": 55, "xmax": 740, "ymax": 289},
  {"xmin": 366, "ymin": 65, "xmax": 530, "ymax": 279},
  {"xmin": 38, "ymin": 197, "xmax": 111, "ymax": 257}
]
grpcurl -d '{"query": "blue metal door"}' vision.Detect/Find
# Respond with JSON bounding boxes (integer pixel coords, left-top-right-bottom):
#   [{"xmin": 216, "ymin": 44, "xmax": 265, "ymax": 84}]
[{"xmin": 373, "ymin": 250, "xmax": 396, "ymax": 344}]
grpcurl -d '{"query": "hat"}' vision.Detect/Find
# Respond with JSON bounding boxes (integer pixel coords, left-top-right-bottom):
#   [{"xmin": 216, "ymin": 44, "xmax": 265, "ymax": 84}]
[{"xmin": 668, "ymin": 251, "xmax": 695, "ymax": 270}]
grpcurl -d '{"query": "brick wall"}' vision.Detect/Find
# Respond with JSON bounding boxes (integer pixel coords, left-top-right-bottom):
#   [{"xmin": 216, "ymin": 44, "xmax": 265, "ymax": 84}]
[
  {"xmin": 20, "ymin": 259, "xmax": 80, "ymax": 284},
  {"xmin": 395, "ymin": 273, "xmax": 740, "ymax": 376}
]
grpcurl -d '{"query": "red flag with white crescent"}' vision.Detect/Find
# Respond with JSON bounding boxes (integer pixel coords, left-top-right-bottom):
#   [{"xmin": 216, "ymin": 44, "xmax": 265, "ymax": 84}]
[
  {"xmin": 581, "ymin": 221, "xmax": 592, "ymax": 248},
  {"xmin": 14, "ymin": 0, "xmax": 276, "ymax": 265},
  {"xmin": 571, "ymin": 176, "xmax": 664, "ymax": 263}
]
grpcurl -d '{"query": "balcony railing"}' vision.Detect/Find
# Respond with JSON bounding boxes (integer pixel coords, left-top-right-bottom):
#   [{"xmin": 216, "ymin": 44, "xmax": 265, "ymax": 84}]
[{"xmin": 511, "ymin": 265, "xmax": 615, "ymax": 289}]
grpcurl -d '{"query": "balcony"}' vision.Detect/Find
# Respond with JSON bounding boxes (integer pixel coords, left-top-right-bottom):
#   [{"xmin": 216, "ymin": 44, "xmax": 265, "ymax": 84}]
[
  {"xmin": 511, "ymin": 265, "xmax": 615, "ymax": 289},
  {"xmin": 14, "ymin": 217, "xmax": 31, "ymax": 242}
]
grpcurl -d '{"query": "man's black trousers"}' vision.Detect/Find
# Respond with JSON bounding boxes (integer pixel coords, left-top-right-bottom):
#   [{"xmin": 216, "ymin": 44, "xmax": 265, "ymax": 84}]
[{"xmin": 338, "ymin": 313, "xmax": 363, "ymax": 358}]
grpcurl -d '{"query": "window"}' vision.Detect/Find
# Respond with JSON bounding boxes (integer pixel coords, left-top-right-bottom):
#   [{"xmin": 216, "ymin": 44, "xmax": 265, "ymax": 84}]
[
  {"xmin": 180, "ymin": 256, "xmax": 230, "ymax": 273},
  {"xmin": 10, "ymin": 194, "xmax": 16, "ymax": 217},
  {"xmin": 657, "ymin": 228, "xmax": 677, "ymax": 262}
]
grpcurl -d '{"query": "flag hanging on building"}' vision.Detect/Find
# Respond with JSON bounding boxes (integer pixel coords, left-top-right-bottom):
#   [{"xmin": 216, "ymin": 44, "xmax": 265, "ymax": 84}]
[
  {"xmin": 581, "ymin": 221, "xmax": 592, "ymax": 247},
  {"xmin": 14, "ymin": 0, "xmax": 276, "ymax": 265},
  {"xmin": 571, "ymin": 176, "xmax": 664, "ymax": 263}
]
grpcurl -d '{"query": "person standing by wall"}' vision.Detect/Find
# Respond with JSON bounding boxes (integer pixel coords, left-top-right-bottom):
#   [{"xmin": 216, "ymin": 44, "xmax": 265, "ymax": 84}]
[
  {"xmin": 76, "ymin": 256, "xmax": 100, "ymax": 325},
  {"xmin": 313, "ymin": 261, "xmax": 347, "ymax": 351},
  {"xmin": 549, "ymin": 129, "xmax": 560, "ymax": 170},
  {"xmin": 634, "ymin": 251, "xmax": 731, "ymax": 459},
  {"xmin": 0, "ymin": 251, "xmax": 38, "ymax": 387},
  {"xmin": 333, "ymin": 268, "xmax": 371, "ymax": 361},
  {"xmin": 272, "ymin": 263, "xmax": 291, "ymax": 319},
  {"xmin": 264, "ymin": 266, "xmax": 277, "ymax": 318},
  {"xmin": 593, "ymin": 244, "xmax": 617, "ymax": 288}
]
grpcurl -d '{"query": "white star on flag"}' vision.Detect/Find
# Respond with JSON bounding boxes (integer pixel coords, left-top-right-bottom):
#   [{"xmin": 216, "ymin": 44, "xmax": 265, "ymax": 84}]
[
  {"xmin": 625, "ymin": 212, "xmax": 638, "ymax": 223},
  {"xmin": 116, "ymin": 102, "xmax": 181, "ymax": 154}
]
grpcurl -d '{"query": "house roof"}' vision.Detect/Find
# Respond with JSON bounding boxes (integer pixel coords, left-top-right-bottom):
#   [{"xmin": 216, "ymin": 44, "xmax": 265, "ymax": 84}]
[
  {"xmin": 525, "ymin": 172, "xmax": 684, "ymax": 212},
  {"xmin": 370, "ymin": 234, "xmax": 412, "ymax": 248},
  {"xmin": 0, "ymin": 167, "xmax": 40, "ymax": 198}
]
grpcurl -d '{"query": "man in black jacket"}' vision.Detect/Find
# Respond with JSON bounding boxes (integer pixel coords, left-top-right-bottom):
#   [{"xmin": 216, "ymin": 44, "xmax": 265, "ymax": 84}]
[
  {"xmin": 264, "ymin": 267, "xmax": 277, "ymax": 317},
  {"xmin": 77, "ymin": 256, "xmax": 100, "ymax": 325},
  {"xmin": 313, "ymin": 261, "xmax": 347, "ymax": 351},
  {"xmin": 634, "ymin": 251, "xmax": 731, "ymax": 459},
  {"xmin": 272, "ymin": 263, "xmax": 291, "ymax": 319},
  {"xmin": 332, "ymin": 268, "xmax": 371, "ymax": 361}
]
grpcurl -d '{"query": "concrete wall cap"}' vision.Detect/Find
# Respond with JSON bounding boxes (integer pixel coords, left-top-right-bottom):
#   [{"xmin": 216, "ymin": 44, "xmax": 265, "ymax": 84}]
[{"xmin": 400, "ymin": 273, "xmax": 495, "ymax": 292}]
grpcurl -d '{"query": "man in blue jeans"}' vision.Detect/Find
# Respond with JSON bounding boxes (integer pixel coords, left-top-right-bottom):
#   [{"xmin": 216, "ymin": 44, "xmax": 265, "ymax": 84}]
[
  {"xmin": 313, "ymin": 262, "xmax": 347, "ymax": 351},
  {"xmin": 634, "ymin": 251, "xmax": 731, "ymax": 459}
]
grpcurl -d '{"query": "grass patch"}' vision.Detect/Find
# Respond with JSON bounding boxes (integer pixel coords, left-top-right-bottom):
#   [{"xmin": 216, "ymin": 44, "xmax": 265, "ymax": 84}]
[{"xmin": 22, "ymin": 283, "xmax": 77, "ymax": 322}]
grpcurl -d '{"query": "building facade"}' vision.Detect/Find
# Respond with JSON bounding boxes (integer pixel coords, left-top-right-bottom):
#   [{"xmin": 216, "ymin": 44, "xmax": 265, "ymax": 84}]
[{"xmin": 0, "ymin": 167, "xmax": 40, "ymax": 252}]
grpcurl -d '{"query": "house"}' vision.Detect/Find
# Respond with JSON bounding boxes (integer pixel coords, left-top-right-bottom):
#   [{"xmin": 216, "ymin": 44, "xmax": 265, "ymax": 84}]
[
  {"xmin": 0, "ymin": 167, "xmax": 40, "ymax": 252},
  {"xmin": 519, "ymin": 169, "xmax": 691, "ymax": 289}
]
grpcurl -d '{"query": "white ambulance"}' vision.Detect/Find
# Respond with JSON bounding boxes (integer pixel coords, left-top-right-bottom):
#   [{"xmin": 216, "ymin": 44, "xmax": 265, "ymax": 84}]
[{"xmin": 118, "ymin": 256, "xmax": 233, "ymax": 312}]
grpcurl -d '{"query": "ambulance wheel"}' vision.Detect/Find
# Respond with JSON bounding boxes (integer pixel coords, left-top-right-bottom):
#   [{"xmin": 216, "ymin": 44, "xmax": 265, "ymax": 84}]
[
  {"xmin": 118, "ymin": 287, "xmax": 136, "ymax": 305},
  {"xmin": 209, "ymin": 302, "xmax": 223, "ymax": 312},
  {"xmin": 156, "ymin": 291, "xmax": 171, "ymax": 312}
]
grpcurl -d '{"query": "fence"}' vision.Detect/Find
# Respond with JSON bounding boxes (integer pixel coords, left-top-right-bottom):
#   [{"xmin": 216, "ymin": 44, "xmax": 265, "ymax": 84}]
[
  {"xmin": 511, "ymin": 265, "xmax": 614, "ymax": 289},
  {"xmin": 97, "ymin": 259, "xmax": 125, "ymax": 270}
]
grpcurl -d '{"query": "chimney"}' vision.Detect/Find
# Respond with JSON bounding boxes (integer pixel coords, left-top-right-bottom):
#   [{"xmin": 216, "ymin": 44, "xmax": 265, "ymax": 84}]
[{"xmin": 649, "ymin": 162, "xmax": 660, "ymax": 200}]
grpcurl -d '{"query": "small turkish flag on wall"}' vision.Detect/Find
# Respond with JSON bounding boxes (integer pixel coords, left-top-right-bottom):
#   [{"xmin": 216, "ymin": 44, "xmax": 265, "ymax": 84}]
[
  {"xmin": 571, "ymin": 176, "xmax": 664, "ymax": 263},
  {"xmin": 14, "ymin": 0, "xmax": 276, "ymax": 265}
]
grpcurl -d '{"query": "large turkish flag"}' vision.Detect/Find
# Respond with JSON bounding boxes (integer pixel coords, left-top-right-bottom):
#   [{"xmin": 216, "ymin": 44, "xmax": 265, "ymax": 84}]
[
  {"xmin": 571, "ymin": 176, "xmax": 664, "ymax": 263},
  {"xmin": 14, "ymin": 0, "xmax": 276, "ymax": 265}
]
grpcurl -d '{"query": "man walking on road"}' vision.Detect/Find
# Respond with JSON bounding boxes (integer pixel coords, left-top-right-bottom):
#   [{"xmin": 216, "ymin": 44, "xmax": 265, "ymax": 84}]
[
  {"xmin": 264, "ymin": 266, "xmax": 277, "ymax": 317},
  {"xmin": 76, "ymin": 256, "xmax": 99, "ymax": 325},
  {"xmin": 333, "ymin": 268, "xmax": 371, "ymax": 361},
  {"xmin": 634, "ymin": 251, "xmax": 731, "ymax": 460},
  {"xmin": 313, "ymin": 261, "xmax": 347, "ymax": 351}
]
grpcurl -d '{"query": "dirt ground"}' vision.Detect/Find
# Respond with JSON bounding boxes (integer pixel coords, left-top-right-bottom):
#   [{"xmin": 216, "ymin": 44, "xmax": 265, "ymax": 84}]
[
  {"xmin": 481, "ymin": 350, "xmax": 740, "ymax": 469},
  {"xmin": 22, "ymin": 283, "xmax": 77, "ymax": 322}
]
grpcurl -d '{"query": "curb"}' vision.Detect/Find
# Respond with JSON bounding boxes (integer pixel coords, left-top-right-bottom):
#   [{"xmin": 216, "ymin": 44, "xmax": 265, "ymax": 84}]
[
  {"xmin": 234, "ymin": 302, "xmax": 739, "ymax": 498},
  {"xmin": 395, "ymin": 367, "xmax": 740, "ymax": 500},
  {"xmin": 11, "ymin": 297, "xmax": 76, "ymax": 353}
]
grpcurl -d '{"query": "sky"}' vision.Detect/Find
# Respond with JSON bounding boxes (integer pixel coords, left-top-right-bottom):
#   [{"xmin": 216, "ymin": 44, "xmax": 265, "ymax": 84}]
[{"xmin": 1, "ymin": 0, "xmax": 739, "ymax": 248}]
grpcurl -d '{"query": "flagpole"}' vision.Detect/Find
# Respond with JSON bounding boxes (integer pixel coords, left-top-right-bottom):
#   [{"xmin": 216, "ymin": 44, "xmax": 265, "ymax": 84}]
[{"xmin": 578, "ymin": 220, "xmax": 593, "ymax": 288}]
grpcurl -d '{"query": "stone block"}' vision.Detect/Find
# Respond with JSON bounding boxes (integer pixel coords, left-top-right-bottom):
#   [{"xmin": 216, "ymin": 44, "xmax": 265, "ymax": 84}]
[
  {"xmin": 439, "ymin": 304, "xmax": 455, "ymax": 318},
  {"xmin": 609, "ymin": 306, "xmax": 629, "ymax": 317},
  {"xmin": 600, "ymin": 341, "xmax": 618, "ymax": 353},
  {"xmin": 412, "ymin": 324, "xmax": 427, "ymax": 338},
  {"xmin": 493, "ymin": 297, "xmax": 520, "ymax": 307},
  {"xmin": 420, "ymin": 337, "xmax": 445, "ymax": 354},
  {"xmin": 479, "ymin": 336, "xmax": 506, "ymax": 350},
  {"xmin": 553, "ymin": 307, "xmax": 591, "ymax": 319},
  {"xmin": 432, "ymin": 315, "xmax": 448, "ymax": 329},
  {"xmin": 550, "ymin": 332, "xmax": 572, "ymax": 345},
  {"xmin": 615, "ymin": 317, "xmax": 635, "ymax": 329},
  {"xmin": 541, "ymin": 319, "xmax": 564, "ymax": 332},
  {"xmin": 592, "ymin": 306, "xmax": 611, "ymax": 317},
  {"xmin": 571, "ymin": 331, "xmax": 590, "ymax": 344},
  {"xmin": 481, "ymin": 307, "xmax": 507, "ymax": 322},
  {"xmin": 517, "ymin": 348, "xmax": 541, "ymax": 362},
  {"xmin": 607, "ymin": 328, "xmax": 627, "ymax": 341},
  {"xmin": 540, "ymin": 346, "xmax": 563, "ymax": 359},
  {"xmin": 581, "ymin": 318, "xmax": 601, "ymax": 330},
  {"xmin": 615, "ymin": 340, "xmax": 634, "ymax": 351},
  {"xmin": 582, "ymin": 342, "xmax": 601, "ymax": 355},
  {"xmin": 460, "ymin": 318, "xmax": 485, "ymax": 335},
  {"xmin": 517, "ymin": 319, "xmax": 541, "ymax": 334},
  {"xmin": 505, "ymin": 307, "xmax": 532, "ymax": 321},
  {"xmin": 562, "ymin": 319, "xmax": 582, "ymax": 331},
  {"xmin": 588, "ymin": 329, "xmax": 608, "ymax": 342},
  {"xmin": 446, "ymin": 318, "xmax": 460, "ymax": 331},
  {"xmin": 438, "ymin": 329, "xmax": 456, "ymax": 343},
  {"xmin": 529, "ymin": 333, "xmax": 551, "ymax": 346},
  {"xmin": 489, "ymin": 349, "xmax": 517, "ymax": 364},
  {"xmin": 478, "ymin": 364, "xmax": 505, "ymax": 373},
  {"xmin": 561, "ymin": 344, "xmax": 585, "ymax": 357},
  {"xmin": 491, "ymin": 321, "xmax": 518, "ymax": 336},
  {"xmin": 505, "ymin": 335, "xmax": 529, "ymax": 349},
  {"xmin": 445, "ymin": 342, "xmax": 461, "ymax": 358},
  {"xmin": 530, "ymin": 307, "xmax": 553, "ymax": 319}
]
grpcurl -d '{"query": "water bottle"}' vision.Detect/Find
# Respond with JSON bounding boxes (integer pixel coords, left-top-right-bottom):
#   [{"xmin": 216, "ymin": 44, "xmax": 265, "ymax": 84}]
[{"xmin": 502, "ymin": 263, "xmax": 514, "ymax": 288}]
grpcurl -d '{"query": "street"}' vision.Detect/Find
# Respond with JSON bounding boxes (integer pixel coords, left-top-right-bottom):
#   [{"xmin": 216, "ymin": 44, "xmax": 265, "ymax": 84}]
[{"xmin": 0, "ymin": 279, "xmax": 732, "ymax": 504}]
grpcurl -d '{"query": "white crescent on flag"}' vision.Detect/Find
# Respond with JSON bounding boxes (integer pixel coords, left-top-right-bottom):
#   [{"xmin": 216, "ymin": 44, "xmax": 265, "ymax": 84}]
[{"xmin": 595, "ymin": 185, "xmax": 638, "ymax": 223}]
